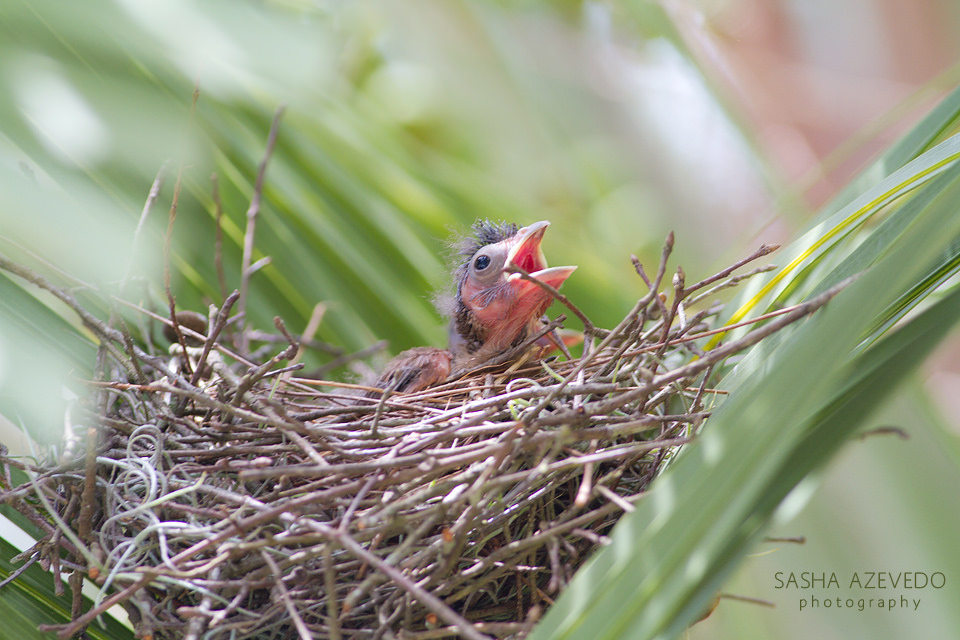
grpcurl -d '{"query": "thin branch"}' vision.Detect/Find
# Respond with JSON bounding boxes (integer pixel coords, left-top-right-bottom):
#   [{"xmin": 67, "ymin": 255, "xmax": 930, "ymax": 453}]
[
  {"xmin": 503, "ymin": 265, "xmax": 602, "ymax": 337},
  {"xmin": 211, "ymin": 172, "xmax": 229, "ymax": 301},
  {"xmin": 327, "ymin": 526, "xmax": 492, "ymax": 640},
  {"xmin": 261, "ymin": 551, "xmax": 313, "ymax": 640},
  {"xmin": 682, "ymin": 243, "xmax": 779, "ymax": 298},
  {"xmin": 165, "ymin": 161, "xmax": 192, "ymax": 377},
  {"xmin": 189, "ymin": 290, "xmax": 240, "ymax": 387},
  {"xmin": 237, "ymin": 105, "xmax": 286, "ymax": 353},
  {"xmin": 685, "ymin": 264, "xmax": 777, "ymax": 307},
  {"xmin": 122, "ymin": 162, "xmax": 166, "ymax": 292}
]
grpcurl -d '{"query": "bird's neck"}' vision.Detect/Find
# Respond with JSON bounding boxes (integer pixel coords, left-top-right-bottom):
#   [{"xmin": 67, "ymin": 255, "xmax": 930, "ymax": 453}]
[
  {"xmin": 450, "ymin": 302, "xmax": 486, "ymax": 357},
  {"xmin": 450, "ymin": 302, "xmax": 540, "ymax": 370}
]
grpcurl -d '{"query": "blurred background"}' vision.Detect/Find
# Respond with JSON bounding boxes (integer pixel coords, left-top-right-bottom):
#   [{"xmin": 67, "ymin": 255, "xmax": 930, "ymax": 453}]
[{"xmin": 1, "ymin": 0, "xmax": 959, "ymax": 637}]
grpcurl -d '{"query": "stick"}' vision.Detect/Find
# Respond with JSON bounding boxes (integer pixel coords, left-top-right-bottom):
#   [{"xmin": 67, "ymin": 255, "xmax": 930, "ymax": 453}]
[{"xmin": 237, "ymin": 105, "xmax": 285, "ymax": 353}]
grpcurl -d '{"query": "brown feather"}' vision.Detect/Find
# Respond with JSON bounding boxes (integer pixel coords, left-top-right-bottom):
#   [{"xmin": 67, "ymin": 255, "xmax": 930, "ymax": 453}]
[{"xmin": 367, "ymin": 347, "xmax": 451, "ymax": 397}]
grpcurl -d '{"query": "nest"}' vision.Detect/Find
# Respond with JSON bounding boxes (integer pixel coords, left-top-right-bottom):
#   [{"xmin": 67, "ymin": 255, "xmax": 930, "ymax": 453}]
[
  {"xmin": 0, "ymin": 229, "xmax": 842, "ymax": 640},
  {"xmin": 0, "ymin": 118, "xmax": 838, "ymax": 639}
]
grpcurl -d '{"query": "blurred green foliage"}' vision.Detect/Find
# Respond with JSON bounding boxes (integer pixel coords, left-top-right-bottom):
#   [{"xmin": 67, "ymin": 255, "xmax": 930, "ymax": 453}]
[{"xmin": 2, "ymin": 1, "xmax": 960, "ymax": 639}]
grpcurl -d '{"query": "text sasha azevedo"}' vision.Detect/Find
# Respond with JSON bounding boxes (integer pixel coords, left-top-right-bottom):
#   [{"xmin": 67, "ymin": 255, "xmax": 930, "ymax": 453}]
[{"xmin": 774, "ymin": 571, "xmax": 945, "ymax": 590}]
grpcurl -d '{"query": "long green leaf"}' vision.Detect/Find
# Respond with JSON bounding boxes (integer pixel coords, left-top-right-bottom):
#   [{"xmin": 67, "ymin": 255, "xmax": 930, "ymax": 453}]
[
  {"xmin": 718, "ymin": 158, "xmax": 960, "ymax": 392},
  {"xmin": 529, "ymin": 141, "xmax": 960, "ymax": 640},
  {"xmin": 0, "ymin": 539, "xmax": 132, "ymax": 640},
  {"xmin": 819, "ymin": 82, "xmax": 960, "ymax": 220},
  {"xmin": 715, "ymin": 133, "xmax": 960, "ymax": 341}
]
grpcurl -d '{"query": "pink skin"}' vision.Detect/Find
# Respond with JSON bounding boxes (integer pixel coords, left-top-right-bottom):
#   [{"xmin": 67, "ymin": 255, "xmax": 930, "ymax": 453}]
[
  {"xmin": 375, "ymin": 220, "xmax": 576, "ymax": 394},
  {"xmin": 459, "ymin": 221, "xmax": 576, "ymax": 358}
]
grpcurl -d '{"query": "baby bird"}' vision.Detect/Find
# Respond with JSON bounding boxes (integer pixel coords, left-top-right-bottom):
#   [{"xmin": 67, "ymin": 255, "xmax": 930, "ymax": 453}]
[{"xmin": 371, "ymin": 220, "xmax": 576, "ymax": 396}]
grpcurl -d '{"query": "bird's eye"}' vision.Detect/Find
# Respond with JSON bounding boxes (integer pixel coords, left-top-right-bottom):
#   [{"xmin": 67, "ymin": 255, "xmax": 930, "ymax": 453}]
[{"xmin": 474, "ymin": 254, "xmax": 491, "ymax": 271}]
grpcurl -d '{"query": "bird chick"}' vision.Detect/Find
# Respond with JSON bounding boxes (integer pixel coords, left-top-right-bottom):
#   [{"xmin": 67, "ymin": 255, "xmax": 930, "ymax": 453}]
[
  {"xmin": 448, "ymin": 219, "xmax": 576, "ymax": 368},
  {"xmin": 370, "ymin": 220, "xmax": 576, "ymax": 396}
]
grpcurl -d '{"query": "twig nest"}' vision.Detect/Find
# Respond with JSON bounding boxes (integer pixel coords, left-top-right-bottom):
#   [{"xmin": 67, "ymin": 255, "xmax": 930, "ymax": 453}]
[{"xmin": 0, "ymin": 239, "xmax": 828, "ymax": 640}]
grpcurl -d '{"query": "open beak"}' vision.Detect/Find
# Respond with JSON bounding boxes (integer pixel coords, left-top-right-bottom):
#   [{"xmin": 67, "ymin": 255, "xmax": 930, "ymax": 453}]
[
  {"xmin": 457, "ymin": 219, "xmax": 577, "ymax": 357},
  {"xmin": 505, "ymin": 220, "xmax": 577, "ymax": 290}
]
